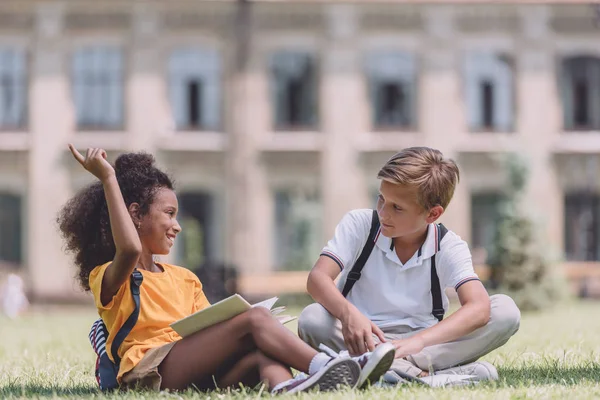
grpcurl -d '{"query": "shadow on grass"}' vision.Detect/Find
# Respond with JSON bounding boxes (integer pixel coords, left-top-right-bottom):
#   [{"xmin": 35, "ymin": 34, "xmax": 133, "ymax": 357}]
[{"xmin": 499, "ymin": 363, "xmax": 600, "ymax": 386}]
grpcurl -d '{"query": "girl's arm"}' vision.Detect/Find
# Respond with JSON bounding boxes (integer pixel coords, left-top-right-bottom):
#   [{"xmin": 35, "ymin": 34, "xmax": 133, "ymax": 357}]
[{"xmin": 69, "ymin": 145, "xmax": 142, "ymax": 305}]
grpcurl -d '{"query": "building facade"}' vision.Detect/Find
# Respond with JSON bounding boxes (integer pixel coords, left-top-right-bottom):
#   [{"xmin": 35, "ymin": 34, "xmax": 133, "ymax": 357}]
[{"xmin": 0, "ymin": 1, "xmax": 599, "ymax": 300}]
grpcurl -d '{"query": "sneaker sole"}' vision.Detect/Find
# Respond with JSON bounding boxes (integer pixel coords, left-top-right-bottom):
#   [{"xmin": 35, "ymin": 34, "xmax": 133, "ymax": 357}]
[
  {"xmin": 288, "ymin": 358, "xmax": 361, "ymax": 394},
  {"xmin": 358, "ymin": 344, "xmax": 396, "ymax": 389}
]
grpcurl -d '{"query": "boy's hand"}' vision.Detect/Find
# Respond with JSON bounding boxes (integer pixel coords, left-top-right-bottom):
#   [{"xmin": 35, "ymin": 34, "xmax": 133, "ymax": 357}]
[
  {"xmin": 392, "ymin": 336, "xmax": 426, "ymax": 359},
  {"xmin": 68, "ymin": 144, "xmax": 115, "ymax": 183},
  {"xmin": 341, "ymin": 305, "xmax": 386, "ymax": 355}
]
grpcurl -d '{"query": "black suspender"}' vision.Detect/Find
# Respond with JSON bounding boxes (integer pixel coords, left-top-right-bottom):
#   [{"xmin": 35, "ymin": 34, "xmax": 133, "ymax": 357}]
[
  {"xmin": 341, "ymin": 210, "xmax": 380, "ymax": 297},
  {"xmin": 341, "ymin": 210, "xmax": 449, "ymax": 322},
  {"xmin": 431, "ymin": 224, "xmax": 448, "ymax": 322}
]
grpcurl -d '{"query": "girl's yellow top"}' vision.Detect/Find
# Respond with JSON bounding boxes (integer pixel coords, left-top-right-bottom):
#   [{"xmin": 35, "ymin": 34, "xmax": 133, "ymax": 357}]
[{"xmin": 89, "ymin": 262, "xmax": 210, "ymax": 381}]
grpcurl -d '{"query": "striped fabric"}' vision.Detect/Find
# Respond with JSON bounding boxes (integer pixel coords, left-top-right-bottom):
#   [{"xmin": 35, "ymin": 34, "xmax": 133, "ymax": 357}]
[
  {"xmin": 89, "ymin": 318, "xmax": 108, "ymax": 359},
  {"xmin": 88, "ymin": 318, "xmax": 114, "ymax": 389},
  {"xmin": 320, "ymin": 250, "xmax": 345, "ymax": 271}
]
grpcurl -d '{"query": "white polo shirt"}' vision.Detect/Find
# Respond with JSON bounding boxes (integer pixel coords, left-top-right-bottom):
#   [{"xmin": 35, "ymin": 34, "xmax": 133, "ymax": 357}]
[{"xmin": 321, "ymin": 209, "xmax": 479, "ymax": 330}]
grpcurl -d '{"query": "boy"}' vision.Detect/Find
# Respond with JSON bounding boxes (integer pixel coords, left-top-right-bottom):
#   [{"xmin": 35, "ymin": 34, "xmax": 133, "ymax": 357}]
[{"xmin": 298, "ymin": 147, "xmax": 520, "ymax": 381}]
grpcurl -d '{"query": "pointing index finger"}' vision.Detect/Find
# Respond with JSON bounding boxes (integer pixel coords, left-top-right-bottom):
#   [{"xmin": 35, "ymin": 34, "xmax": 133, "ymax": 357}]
[{"xmin": 68, "ymin": 144, "xmax": 85, "ymax": 165}]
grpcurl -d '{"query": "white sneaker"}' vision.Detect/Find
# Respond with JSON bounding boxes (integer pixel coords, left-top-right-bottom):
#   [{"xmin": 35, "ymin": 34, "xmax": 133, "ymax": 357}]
[
  {"xmin": 318, "ymin": 343, "xmax": 396, "ymax": 389},
  {"xmin": 271, "ymin": 357, "xmax": 361, "ymax": 395},
  {"xmin": 436, "ymin": 361, "xmax": 498, "ymax": 382}
]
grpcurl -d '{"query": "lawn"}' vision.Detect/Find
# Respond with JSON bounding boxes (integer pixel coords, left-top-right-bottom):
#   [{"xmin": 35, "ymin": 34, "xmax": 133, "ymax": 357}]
[{"xmin": 2, "ymin": 301, "xmax": 600, "ymax": 399}]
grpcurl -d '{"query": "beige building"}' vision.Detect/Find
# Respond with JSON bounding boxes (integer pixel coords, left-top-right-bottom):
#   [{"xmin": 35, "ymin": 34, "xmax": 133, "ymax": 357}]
[{"xmin": 0, "ymin": 1, "xmax": 599, "ymax": 300}]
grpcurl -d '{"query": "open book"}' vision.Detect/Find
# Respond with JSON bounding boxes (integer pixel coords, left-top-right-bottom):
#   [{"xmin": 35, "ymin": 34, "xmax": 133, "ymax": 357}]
[{"xmin": 170, "ymin": 294, "xmax": 296, "ymax": 338}]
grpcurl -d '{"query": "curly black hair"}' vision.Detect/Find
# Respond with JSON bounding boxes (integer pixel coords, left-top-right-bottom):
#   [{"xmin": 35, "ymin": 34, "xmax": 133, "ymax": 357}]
[{"xmin": 57, "ymin": 152, "xmax": 174, "ymax": 291}]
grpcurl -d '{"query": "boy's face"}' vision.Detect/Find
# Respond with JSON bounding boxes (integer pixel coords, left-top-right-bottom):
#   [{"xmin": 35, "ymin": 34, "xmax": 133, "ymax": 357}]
[{"xmin": 376, "ymin": 180, "xmax": 442, "ymax": 239}]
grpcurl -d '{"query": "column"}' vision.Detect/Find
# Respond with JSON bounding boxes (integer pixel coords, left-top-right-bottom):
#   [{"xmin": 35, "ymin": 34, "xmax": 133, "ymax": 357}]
[
  {"xmin": 127, "ymin": 4, "xmax": 164, "ymax": 152},
  {"xmin": 321, "ymin": 5, "xmax": 369, "ymax": 239},
  {"xmin": 225, "ymin": 1, "xmax": 271, "ymax": 274},
  {"xmin": 517, "ymin": 6, "xmax": 563, "ymax": 251},
  {"xmin": 28, "ymin": 3, "xmax": 77, "ymax": 300},
  {"xmin": 421, "ymin": 7, "xmax": 469, "ymax": 238}
]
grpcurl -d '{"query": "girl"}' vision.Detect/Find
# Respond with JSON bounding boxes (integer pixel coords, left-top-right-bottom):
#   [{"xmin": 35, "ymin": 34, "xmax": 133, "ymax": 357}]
[{"xmin": 58, "ymin": 145, "xmax": 394, "ymax": 393}]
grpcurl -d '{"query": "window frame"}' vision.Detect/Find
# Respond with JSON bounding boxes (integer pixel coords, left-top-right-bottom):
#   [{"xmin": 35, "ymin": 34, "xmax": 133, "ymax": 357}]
[
  {"xmin": 168, "ymin": 47, "xmax": 222, "ymax": 132},
  {"xmin": 71, "ymin": 46, "xmax": 125, "ymax": 131},
  {"xmin": 269, "ymin": 50, "xmax": 319, "ymax": 131},
  {"xmin": 364, "ymin": 50, "xmax": 417, "ymax": 131},
  {"xmin": 463, "ymin": 51, "xmax": 515, "ymax": 133},
  {"xmin": 0, "ymin": 48, "xmax": 27, "ymax": 131}
]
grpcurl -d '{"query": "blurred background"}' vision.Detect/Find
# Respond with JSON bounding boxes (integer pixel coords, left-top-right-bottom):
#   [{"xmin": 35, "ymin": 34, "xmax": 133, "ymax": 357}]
[{"xmin": 0, "ymin": 0, "xmax": 599, "ymax": 309}]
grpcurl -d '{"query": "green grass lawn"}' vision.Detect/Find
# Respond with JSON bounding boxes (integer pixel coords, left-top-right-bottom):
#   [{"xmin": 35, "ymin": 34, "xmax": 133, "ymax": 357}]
[{"xmin": 2, "ymin": 301, "xmax": 600, "ymax": 399}]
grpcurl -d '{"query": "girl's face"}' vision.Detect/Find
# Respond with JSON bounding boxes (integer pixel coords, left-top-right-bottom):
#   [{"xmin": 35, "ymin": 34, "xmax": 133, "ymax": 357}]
[{"xmin": 138, "ymin": 188, "xmax": 181, "ymax": 255}]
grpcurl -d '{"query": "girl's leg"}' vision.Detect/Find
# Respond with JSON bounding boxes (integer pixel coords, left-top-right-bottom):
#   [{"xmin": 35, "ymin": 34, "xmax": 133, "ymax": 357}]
[
  {"xmin": 210, "ymin": 351, "xmax": 293, "ymax": 390},
  {"xmin": 159, "ymin": 307, "xmax": 318, "ymax": 390}
]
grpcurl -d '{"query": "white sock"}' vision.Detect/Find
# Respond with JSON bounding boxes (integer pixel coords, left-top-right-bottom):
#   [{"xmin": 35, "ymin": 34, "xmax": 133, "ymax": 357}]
[{"xmin": 308, "ymin": 352, "xmax": 332, "ymax": 375}]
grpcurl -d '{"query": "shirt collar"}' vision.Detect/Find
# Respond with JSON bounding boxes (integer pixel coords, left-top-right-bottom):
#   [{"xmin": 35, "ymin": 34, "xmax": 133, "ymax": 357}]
[
  {"xmin": 419, "ymin": 223, "xmax": 439, "ymax": 260},
  {"xmin": 376, "ymin": 223, "xmax": 438, "ymax": 260}
]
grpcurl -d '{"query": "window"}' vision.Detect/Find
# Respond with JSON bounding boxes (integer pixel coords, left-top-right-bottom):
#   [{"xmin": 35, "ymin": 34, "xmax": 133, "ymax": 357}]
[
  {"xmin": 274, "ymin": 190, "xmax": 322, "ymax": 270},
  {"xmin": 471, "ymin": 192, "xmax": 505, "ymax": 260},
  {"xmin": 365, "ymin": 51, "xmax": 416, "ymax": 129},
  {"xmin": 0, "ymin": 193, "xmax": 22, "ymax": 265},
  {"xmin": 270, "ymin": 51, "xmax": 317, "ymax": 129},
  {"xmin": 464, "ymin": 52, "xmax": 514, "ymax": 132},
  {"xmin": 565, "ymin": 193, "xmax": 600, "ymax": 261},
  {"xmin": 72, "ymin": 47, "xmax": 123, "ymax": 130},
  {"xmin": 0, "ymin": 49, "xmax": 26, "ymax": 129},
  {"xmin": 561, "ymin": 57, "xmax": 600, "ymax": 130},
  {"xmin": 169, "ymin": 49, "xmax": 221, "ymax": 131}
]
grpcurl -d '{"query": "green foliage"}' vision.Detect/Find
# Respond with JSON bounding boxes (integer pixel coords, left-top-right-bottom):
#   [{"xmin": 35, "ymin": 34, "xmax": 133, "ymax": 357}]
[
  {"xmin": 181, "ymin": 217, "xmax": 205, "ymax": 269},
  {"xmin": 487, "ymin": 154, "xmax": 566, "ymax": 311}
]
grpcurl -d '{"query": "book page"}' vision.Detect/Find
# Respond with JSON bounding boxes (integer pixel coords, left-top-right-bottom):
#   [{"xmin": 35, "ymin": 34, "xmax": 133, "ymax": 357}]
[
  {"xmin": 275, "ymin": 315, "xmax": 297, "ymax": 324},
  {"xmin": 252, "ymin": 297, "xmax": 278, "ymax": 310},
  {"xmin": 270, "ymin": 306, "xmax": 286, "ymax": 316}
]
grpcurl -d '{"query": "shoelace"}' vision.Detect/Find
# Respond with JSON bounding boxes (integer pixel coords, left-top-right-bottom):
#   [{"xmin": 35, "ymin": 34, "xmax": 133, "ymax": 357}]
[{"xmin": 318, "ymin": 343, "xmax": 371, "ymax": 365}]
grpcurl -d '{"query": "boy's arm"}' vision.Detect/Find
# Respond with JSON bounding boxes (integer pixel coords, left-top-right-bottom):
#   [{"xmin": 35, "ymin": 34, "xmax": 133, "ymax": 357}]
[
  {"xmin": 392, "ymin": 280, "xmax": 490, "ymax": 359},
  {"xmin": 307, "ymin": 256, "xmax": 386, "ymax": 355}
]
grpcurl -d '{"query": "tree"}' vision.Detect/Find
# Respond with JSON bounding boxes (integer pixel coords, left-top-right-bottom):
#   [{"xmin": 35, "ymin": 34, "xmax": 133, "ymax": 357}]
[{"xmin": 487, "ymin": 154, "xmax": 565, "ymax": 311}]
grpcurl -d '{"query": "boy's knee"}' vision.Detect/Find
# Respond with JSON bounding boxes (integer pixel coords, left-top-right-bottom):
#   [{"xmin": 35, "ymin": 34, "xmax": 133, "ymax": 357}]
[
  {"xmin": 298, "ymin": 303, "xmax": 336, "ymax": 341},
  {"xmin": 490, "ymin": 294, "xmax": 521, "ymax": 336}
]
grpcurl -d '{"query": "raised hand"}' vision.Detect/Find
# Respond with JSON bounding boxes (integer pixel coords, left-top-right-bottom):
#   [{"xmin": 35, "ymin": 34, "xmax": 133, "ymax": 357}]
[{"xmin": 68, "ymin": 144, "xmax": 115, "ymax": 183}]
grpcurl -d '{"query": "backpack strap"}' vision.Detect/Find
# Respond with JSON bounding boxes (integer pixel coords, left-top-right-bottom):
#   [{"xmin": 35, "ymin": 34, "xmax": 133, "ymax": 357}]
[
  {"xmin": 110, "ymin": 270, "xmax": 143, "ymax": 365},
  {"xmin": 431, "ymin": 223, "xmax": 449, "ymax": 322},
  {"xmin": 341, "ymin": 210, "xmax": 380, "ymax": 297}
]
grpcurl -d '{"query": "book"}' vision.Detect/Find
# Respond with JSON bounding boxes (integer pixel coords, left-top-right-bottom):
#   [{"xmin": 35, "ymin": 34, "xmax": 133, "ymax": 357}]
[{"xmin": 170, "ymin": 294, "xmax": 296, "ymax": 338}]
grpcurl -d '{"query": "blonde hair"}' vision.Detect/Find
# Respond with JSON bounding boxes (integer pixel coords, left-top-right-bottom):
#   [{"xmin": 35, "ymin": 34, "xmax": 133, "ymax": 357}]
[{"xmin": 377, "ymin": 147, "xmax": 460, "ymax": 210}]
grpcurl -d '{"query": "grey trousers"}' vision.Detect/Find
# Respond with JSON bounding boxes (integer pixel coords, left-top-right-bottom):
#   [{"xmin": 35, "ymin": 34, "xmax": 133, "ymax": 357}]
[{"xmin": 298, "ymin": 294, "xmax": 521, "ymax": 377}]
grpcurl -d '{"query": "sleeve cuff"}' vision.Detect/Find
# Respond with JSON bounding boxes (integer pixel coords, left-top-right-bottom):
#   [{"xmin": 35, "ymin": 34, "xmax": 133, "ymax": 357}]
[
  {"xmin": 454, "ymin": 277, "xmax": 480, "ymax": 291},
  {"xmin": 320, "ymin": 251, "xmax": 345, "ymax": 271}
]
